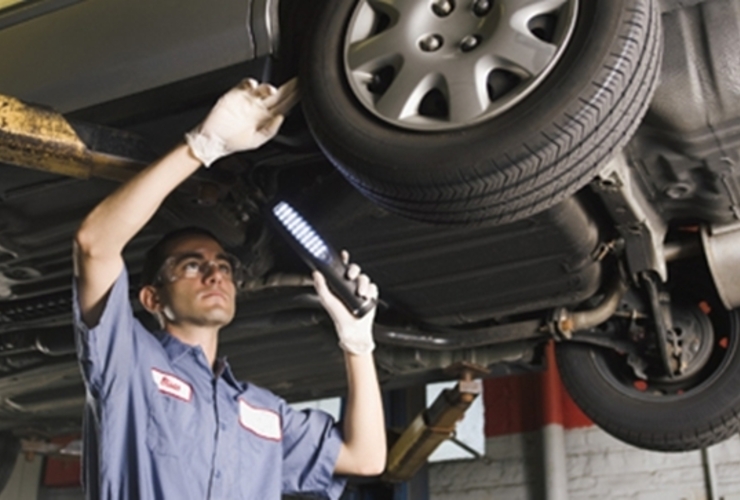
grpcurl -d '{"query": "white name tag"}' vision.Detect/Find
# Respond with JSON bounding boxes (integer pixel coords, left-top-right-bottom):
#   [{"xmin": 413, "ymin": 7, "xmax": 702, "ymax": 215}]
[
  {"xmin": 151, "ymin": 369, "xmax": 193, "ymax": 402},
  {"xmin": 238, "ymin": 399, "xmax": 282, "ymax": 441}
]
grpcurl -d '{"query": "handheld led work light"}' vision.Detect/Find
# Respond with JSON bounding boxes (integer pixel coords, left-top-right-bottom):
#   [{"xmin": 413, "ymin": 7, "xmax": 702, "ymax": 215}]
[{"xmin": 269, "ymin": 201, "xmax": 375, "ymax": 318}]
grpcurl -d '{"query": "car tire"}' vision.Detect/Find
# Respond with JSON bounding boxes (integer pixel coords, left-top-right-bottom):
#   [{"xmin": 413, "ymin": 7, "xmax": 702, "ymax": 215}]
[
  {"xmin": 556, "ymin": 307, "xmax": 740, "ymax": 451},
  {"xmin": 0, "ymin": 432, "xmax": 19, "ymax": 493},
  {"xmin": 300, "ymin": 0, "xmax": 662, "ymax": 225}
]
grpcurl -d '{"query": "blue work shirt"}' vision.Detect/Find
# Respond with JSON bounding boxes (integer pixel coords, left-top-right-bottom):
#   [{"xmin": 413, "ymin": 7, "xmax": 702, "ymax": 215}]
[{"xmin": 73, "ymin": 266, "xmax": 346, "ymax": 500}]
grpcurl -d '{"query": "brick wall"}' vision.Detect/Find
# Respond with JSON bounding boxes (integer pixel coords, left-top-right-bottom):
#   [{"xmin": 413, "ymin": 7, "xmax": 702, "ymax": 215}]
[
  {"xmin": 428, "ymin": 345, "xmax": 740, "ymax": 500},
  {"xmin": 430, "ymin": 428, "xmax": 740, "ymax": 500},
  {"xmin": 430, "ymin": 432, "xmax": 545, "ymax": 500}
]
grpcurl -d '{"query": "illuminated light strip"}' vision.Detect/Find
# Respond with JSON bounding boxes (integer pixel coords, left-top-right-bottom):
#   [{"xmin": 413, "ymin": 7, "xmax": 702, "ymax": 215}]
[{"xmin": 272, "ymin": 202, "xmax": 331, "ymax": 261}]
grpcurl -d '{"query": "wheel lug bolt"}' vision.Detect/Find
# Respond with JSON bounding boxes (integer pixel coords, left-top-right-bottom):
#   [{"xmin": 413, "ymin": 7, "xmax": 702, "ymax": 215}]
[
  {"xmin": 432, "ymin": 0, "xmax": 455, "ymax": 17},
  {"xmin": 473, "ymin": 0, "xmax": 491, "ymax": 16},
  {"xmin": 420, "ymin": 34, "xmax": 444, "ymax": 52},
  {"xmin": 460, "ymin": 35, "xmax": 480, "ymax": 52}
]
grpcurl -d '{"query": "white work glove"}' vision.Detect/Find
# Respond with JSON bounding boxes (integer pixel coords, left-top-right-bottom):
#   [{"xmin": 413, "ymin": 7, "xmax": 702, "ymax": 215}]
[
  {"xmin": 313, "ymin": 252, "xmax": 378, "ymax": 355},
  {"xmin": 185, "ymin": 77, "xmax": 299, "ymax": 167}
]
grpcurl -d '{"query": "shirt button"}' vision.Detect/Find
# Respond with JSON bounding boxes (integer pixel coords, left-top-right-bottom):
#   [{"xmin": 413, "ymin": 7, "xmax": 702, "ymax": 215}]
[
  {"xmin": 220, "ymin": 422, "xmax": 226, "ymax": 431},
  {"xmin": 215, "ymin": 471, "xmax": 221, "ymax": 479}
]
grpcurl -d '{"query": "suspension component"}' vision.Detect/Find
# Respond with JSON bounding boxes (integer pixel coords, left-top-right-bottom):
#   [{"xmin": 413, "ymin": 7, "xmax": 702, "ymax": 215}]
[{"xmin": 641, "ymin": 272, "xmax": 683, "ymax": 378}]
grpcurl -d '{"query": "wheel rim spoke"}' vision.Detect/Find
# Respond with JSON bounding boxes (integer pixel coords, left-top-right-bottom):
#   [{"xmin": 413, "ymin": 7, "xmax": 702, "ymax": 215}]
[
  {"xmin": 347, "ymin": 29, "xmax": 404, "ymax": 73},
  {"xmin": 499, "ymin": 0, "xmax": 570, "ymax": 18},
  {"xmin": 443, "ymin": 60, "xmax": 493, "ymax": 122},
  {"xmin": 485, "ymin": 20, "xmax": 558, "ymax": 78},
  {"xmin": 493, "ymin": 33, "xmax": 557, "ymax": 79},
  {"xmin": 366, "ymin": 0, "xmax": 417, "ymax": 20},
  {"xmin": 374, "ymin": 65, "xmax": 435, "ymax": 120}
]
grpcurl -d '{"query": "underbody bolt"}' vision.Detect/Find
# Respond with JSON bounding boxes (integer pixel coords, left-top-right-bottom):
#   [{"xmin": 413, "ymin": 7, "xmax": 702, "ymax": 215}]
[
  {"xmin": 432, "ymin": 0, "xmax": 454, "ymax": 17},
  {"xmin": 460, "ymin": 34, "xmax": 480, "ymax": 52},
  {"xmin": 665, "ymin": 182, "xmax": 692, "ymax": 199},
  {"xmin": 473, "ymin": 0, "xmax": 491, "ymax": 16},
  {"xmin": 420, "ymin": 34, "xmax": 444, "ymax": 52}
]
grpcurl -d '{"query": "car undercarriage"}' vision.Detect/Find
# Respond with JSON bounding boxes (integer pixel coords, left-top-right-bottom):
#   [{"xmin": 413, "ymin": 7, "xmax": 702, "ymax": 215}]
[{"xmin": 1, "ymin": 0, "xmax": 740, "ymax": 461}]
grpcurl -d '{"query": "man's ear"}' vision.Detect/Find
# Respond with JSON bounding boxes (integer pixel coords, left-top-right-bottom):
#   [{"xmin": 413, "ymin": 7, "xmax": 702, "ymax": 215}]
[{"xmin": 139, "ymin": 285, "xmax": 163, "ymax": 315}]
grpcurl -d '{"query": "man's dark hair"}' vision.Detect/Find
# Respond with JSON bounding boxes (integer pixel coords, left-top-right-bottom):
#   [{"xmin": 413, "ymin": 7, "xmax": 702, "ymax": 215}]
[{"xmin": 140, "ymin": 226, "xmax": 222, "ymax": 287}]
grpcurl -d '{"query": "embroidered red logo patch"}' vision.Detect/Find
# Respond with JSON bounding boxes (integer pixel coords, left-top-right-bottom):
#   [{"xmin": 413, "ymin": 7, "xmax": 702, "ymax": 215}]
[
  {"xmin": 151, "ymin": 368, "xmax": 192, "ymax": 402},
  {"xmin": 238, "ymin": 399, "xmax": 282, "ymax": 441}
]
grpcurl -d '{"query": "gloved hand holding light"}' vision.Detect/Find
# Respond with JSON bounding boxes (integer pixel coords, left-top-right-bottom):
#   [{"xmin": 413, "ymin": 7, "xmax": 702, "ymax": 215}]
[{"xmin": 269, "ymin": 201, "xmax": 378, "ymax": 355}]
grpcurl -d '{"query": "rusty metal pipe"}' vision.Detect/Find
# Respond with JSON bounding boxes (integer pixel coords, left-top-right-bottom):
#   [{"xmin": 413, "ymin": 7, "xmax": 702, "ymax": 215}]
[{"xmin": 556, "ymin": 275, "xmax": 628, "ymax": 337}]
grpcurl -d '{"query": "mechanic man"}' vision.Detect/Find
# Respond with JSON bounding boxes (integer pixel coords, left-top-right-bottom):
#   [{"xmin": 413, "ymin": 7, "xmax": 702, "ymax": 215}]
[{"xmin": 72, "ymin": 78, "xmax": 386, "ymax": 499}]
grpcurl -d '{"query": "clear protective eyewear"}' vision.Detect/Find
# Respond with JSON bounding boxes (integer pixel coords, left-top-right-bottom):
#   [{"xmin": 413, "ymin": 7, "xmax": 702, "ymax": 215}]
[{"xmin": 156, "ymin": 252, "xmax": 245, "ymax": 288}]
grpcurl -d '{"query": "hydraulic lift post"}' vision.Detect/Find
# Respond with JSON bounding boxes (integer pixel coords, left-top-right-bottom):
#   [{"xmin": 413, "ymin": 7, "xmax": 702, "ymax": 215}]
[{"xmin": 383, "ymin": 363, "xmax": 487, "ymax": 487}]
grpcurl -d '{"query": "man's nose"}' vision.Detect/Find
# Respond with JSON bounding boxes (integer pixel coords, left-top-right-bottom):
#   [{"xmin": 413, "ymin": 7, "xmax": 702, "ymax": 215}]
[{"xmin": 202, "ymin": 262, "xmax": 226, "ymax": 284}]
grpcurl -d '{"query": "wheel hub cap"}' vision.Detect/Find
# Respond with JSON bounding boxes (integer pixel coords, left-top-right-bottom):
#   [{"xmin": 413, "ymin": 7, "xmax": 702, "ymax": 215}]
[{"xmin": 344, "ymin": 0, "xmax": 579, "ymax": 131}]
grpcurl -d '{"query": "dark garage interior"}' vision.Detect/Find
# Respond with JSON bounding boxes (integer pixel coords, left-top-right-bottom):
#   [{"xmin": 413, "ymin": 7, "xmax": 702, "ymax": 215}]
[{"xmin": 1, "ymin": 0, "xmax": 740, "ymax": 498}]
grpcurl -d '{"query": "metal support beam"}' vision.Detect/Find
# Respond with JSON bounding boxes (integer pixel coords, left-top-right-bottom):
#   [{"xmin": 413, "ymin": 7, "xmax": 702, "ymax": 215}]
[
  {"xmin": 541, "ymin": 342, "xmax": 569, "ymax": 500},
  {"xmin": 593, "ymin": 154, "xmax": 668, "ymax": 281},
  {"xmin": 0, "ymin": 94, "xmax": 152, "ymax": 182},
  {"xmin": 387, "ymin": 387, "xmax": 429, "ymax": 500},
  {"xmin": 701, "ymin": 446, "xmax": 719, "ymax": 500},
  {"xmin": 0, "ymin": 94, "xmax": 215, "ymax": 199}
]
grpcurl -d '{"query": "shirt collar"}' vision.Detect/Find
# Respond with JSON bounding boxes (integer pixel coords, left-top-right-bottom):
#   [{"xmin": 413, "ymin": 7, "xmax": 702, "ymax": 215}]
[
  {"xmin": 216, "ymin": 357, "xmax": 247, "ymax": 393},
  {"xmin": 156, "ymin": 331, "xmax": 245, "ymax": 391},
  {"xmin": 155, "ymin": 330, "xmax": 195, "ymax": 364}
]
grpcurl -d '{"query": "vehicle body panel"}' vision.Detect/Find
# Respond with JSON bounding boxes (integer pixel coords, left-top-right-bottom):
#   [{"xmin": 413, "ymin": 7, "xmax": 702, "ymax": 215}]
[{"xmin": 0, "ymin": 0, "xmax": 262, "ymax": 112}]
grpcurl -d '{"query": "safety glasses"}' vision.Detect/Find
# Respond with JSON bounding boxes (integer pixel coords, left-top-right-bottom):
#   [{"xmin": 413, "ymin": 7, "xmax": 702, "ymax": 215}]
[{"xmin": 155, "ymin": 252, "xmax": 245, "ymax": 288}]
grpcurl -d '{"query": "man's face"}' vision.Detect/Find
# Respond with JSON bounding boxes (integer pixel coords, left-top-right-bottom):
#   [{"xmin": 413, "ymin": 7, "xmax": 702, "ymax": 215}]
[{"xmin": 155, "ymin": 235, "xmax": 238, "ymax": 328}]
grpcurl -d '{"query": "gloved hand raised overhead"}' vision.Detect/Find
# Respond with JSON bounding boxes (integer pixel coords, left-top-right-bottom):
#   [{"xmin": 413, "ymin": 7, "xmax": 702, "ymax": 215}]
[
  {"xmin": 186, "ymin": 77, "xmax": 299, "ymax": 167},
  {"xmin": 313, "ymin": 251, "xmax": 378, "ymax": 355}
]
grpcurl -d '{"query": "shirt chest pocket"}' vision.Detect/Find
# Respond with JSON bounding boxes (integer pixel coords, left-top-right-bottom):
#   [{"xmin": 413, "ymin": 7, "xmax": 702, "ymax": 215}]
[
  {"xmin": 146, "ymin": 373, "xmax": 201, "ymax": 458},
  {"xmin": 236, "ymin": 398, "xmax": 282, "ymax": 462}
]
